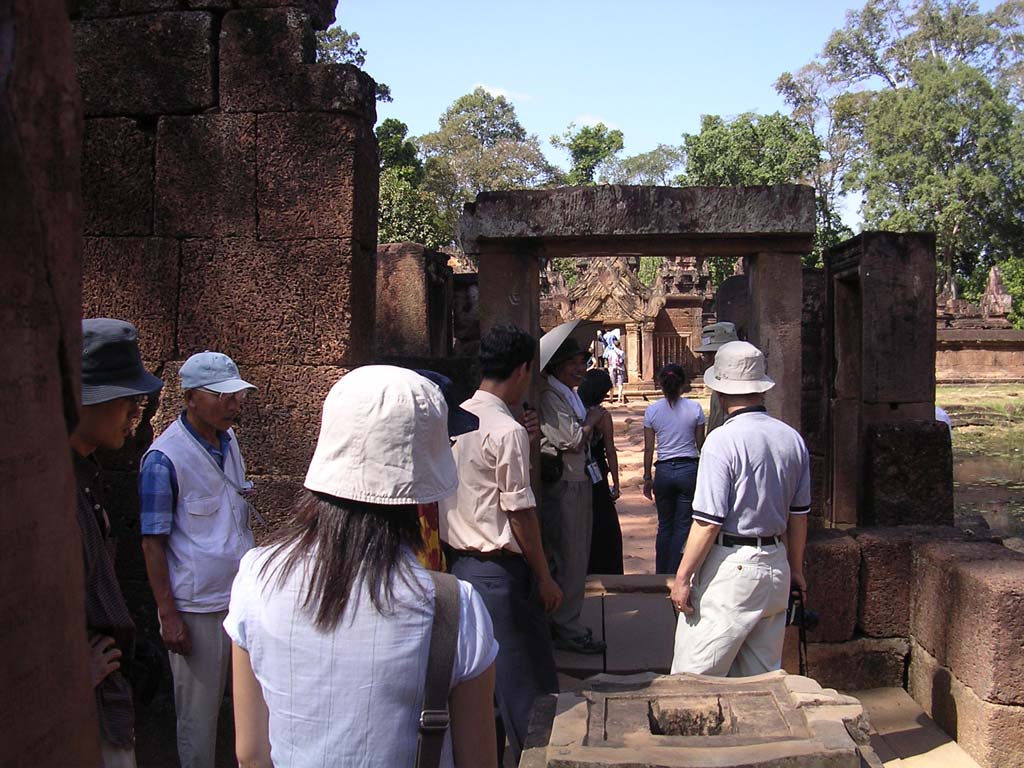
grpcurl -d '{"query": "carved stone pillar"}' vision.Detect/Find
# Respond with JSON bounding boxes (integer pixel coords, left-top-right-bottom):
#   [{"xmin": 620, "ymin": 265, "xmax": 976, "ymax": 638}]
[
  {"xmin": 625, "ymin": 323, "xmax": 641, "ymax": 384},
  {"xmin": 641, "ymin": 322, "xmax": 656, "ymax": 383}
]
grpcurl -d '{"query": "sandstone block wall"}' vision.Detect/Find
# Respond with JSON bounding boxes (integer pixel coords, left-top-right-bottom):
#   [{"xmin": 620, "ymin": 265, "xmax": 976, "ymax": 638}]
[
  {"xmin": 1, "ymin": 1, "xmax": 99, "ymax": 763},
  {"xmin": 72, "ymin": 0, "xmax": 378, "ymax": 644},
  {"xmin": 376, "ymin": 243, "xmax": 454, "ymax": 358},
  {"xmin": 780, "ymin": 528, "xmax": 1024, "ymax": 768}
]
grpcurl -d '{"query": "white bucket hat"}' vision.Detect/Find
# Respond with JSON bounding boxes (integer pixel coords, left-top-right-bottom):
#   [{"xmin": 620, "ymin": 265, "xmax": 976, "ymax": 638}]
[
  {"xmin": 304, "ymin": 365, "xmax": 458, "ymax": 505},
  {"xmin": 703, "ymin": 341, "xmax": 775, "ymax": 395},
  {"xmin": 695, "ymin": 322, "xmax": 739, "ymax": 352}
]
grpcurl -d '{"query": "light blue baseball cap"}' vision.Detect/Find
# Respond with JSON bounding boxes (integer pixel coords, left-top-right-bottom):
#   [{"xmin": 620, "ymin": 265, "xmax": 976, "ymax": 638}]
[{"xmin": 179, "ymin": 351, "xmax": 256, "ymax": 394}]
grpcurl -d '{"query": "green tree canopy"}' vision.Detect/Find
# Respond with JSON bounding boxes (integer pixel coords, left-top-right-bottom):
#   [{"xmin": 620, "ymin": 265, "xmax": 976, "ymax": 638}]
[
  {"xmin": 376, "ymin": 118, "xmax": 423, "ymax": 182},
  {"xmin": 378, "ymin": 167, "xmax": 449, "ymax": 250},
  {"xmin": 851, "ymin": 58, "xmax": 1024, "ymax": 287},
  {"xmin": 315, "ymin": 27, "xmax": 392, "ymax": 102},
  {"xmin": 551, "ymin": 122, "xmax": 625, "ymax": 185},
  {"xmin": 679, "ymin": 112, "xmax": 822, "ymax": 187},
  {"xmin": 780, "ymin": 0, "xmax": 1024, "ymax": 303},
  {"xmin": 418, "ymin": 87, "xmax": 557, "ymax": 243},
  {"xmin": 599, "ymin": 144, "xmax": 686, "ymax": 185}
]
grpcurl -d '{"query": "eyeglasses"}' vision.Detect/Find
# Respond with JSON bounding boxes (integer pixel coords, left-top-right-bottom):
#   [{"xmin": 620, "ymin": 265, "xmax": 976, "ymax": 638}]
[{"xmin": 199, "ymin": 387, "xmax": 248, "ymax": 402}]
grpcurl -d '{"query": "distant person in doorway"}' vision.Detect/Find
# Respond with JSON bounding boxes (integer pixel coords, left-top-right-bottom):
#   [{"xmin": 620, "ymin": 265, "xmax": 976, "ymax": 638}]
[
  {"xmin": 540, "ymin": 336, "xmax": 606, "ymax": 654},
  {"xmin": 695, "ymin": 322, "xmax": 739, "ymax": 435},
  {"xmin": 578, "ymin": 369, "xmax": 624, "ymax": 575},
  {"xmin": 589, "ymin": 330, "xmax": 606, "ymax": 370},
  {"xmin": 643, "ymin": 364, "xmax": 706, "ymax": 574},
  {"xmin": 139, "ymin": 351, "xmax": 257, "ymax": 768},
  {"xmin": 670, "ymin": 341, "xmax": 810, "ymax": 677},
  {"xmin": 73, "ymin": 319, "xmax": 164, "ymax": 768},
  {"xmin": 604, "ymin": 336, "xmax": 627, "ymax": 405}
]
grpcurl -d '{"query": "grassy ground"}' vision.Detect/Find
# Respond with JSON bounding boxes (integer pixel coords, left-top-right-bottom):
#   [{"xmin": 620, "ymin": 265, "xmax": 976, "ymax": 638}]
[{"xmin": 939, "ymin": 383, "xmax": 1024, "ymax": 542}]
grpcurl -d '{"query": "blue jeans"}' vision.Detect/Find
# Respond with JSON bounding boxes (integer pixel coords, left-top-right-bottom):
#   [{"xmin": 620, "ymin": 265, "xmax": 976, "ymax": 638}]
[{"xmin": 653, "ymin": 459, "xmax": 698, "ymax": 574}]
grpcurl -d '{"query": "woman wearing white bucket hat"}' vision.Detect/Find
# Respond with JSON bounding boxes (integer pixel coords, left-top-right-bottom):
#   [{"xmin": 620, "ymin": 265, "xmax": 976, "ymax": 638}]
[
  {"xmin": 670, "ymin": 342, "xmax": 811, "ymax": 678},
  {"xmin": 225, "ymin": 366, "xmax": 499, "ymax": 767}
]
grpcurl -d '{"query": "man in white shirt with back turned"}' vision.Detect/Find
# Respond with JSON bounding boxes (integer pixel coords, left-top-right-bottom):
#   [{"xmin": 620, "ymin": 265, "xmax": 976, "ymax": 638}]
[{"xmin": 670, "ymin": 341, "xmax": 810, "ymax": 677}]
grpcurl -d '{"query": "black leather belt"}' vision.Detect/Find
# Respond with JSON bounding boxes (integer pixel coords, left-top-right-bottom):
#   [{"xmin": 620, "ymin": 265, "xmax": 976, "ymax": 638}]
[
  {"xmin": 451, "ymin": 548, "xmax": 520, "ymax": 560},
  {"xmin": 718, "ymin": 533, "xmax": 781, "ymax": 547},
  {"xmin": 656, "ymin": 457, "xmax": 698, "ymax": 465}
]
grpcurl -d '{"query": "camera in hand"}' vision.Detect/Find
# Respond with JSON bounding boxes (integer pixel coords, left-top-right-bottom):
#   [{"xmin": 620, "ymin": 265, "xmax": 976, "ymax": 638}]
[{"xmin": 786, "ymin": 588, "xmax": 820, "ymax": 632}]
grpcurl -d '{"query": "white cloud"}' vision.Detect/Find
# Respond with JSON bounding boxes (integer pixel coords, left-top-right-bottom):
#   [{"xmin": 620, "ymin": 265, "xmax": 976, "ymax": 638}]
[
  {"xmin": 574, "ymin": 114, "xmax": 620, "ymax": 130},
  {"xmin": 474, "ymin": 83, "xmax": 531, "ymax": 102}
]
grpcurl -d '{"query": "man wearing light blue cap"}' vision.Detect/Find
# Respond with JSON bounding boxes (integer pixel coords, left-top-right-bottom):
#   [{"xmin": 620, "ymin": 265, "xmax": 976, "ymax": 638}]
[{"xmin": 139, "ymin": 351, "xmax": 256, "ymax": 768}]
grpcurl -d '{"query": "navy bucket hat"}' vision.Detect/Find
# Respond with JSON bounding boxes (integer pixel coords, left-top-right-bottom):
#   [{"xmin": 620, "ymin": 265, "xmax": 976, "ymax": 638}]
[{"xmin": 81, "ymin": 319, "xmax": 164, "ymax": 405}]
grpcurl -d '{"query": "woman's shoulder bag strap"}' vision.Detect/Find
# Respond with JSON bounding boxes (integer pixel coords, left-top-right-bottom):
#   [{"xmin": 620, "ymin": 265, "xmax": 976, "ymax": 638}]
[{"xmin": 416, "ymin": 571, "xmax": 460, "ymax": 768}]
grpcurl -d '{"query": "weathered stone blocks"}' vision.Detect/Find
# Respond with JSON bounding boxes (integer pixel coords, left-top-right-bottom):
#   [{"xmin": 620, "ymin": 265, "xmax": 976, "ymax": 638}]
[
  {"xmin": 73, "ymin": 0, "xmax": 232, "ymax": 17},
  {"xmin": 911, "ymin": 540, "xmax": 1024, "ymax": 705},
  {"xmin": 73, "ymin": 13, "xmax": 215, "ymax": 116},
  {"xmin": 83, "ymin": 118, "xmax": 154, "ymax": 235},
  {"xmin": 804, "ymin": 530, "xmax": 860, "ymax": 642},
  {"xmin": 256, "ymin": 112, "xmax": 372, "ymax": 240},
  {"xmin": 909, "ymin": 641, "xmax": 1024, "ymax": 768},
  {"xmin": 82, "ymin": 237, "xmax": 180, "ymax": 361},
  {"xmin": 852, "ymin": 526, "xmax": 967, "ymax": 638},
  {"xmin": 376, "ymin": 243, "xmax": 452, "ymax": 358},
  {"xmin": 783, "ymin": 636, "xmax": 908, "ymax": 692},
  {"xmin": 235, "ymin": 0, "xmax": 337, "ymax": 30},
  {"xmin": 155, "ymin": 114, "xmax": 256, "ymax": 238},
  {"xmin": 219, "ymin": 10, "xmax": 375, "ymax": 114},
  {"xmin": 178, "ymin": 238, "xmax": 367, "ymax": 366},
  {"xmin": 863, "ymin": 420, "xmax": 954, "ymax": 526}
]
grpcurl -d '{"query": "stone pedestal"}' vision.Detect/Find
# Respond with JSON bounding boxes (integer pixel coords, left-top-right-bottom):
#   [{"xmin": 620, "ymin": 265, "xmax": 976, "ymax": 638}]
[{"xmin": 521, "ymin": 671, "xmax": 873, "ymax": 768}]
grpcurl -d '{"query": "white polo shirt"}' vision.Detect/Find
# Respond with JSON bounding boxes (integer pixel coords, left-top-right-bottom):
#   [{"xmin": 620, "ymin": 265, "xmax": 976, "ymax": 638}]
[{"xmin": 691, "ymin": 407, "xmax": 810, "ymax": 537}]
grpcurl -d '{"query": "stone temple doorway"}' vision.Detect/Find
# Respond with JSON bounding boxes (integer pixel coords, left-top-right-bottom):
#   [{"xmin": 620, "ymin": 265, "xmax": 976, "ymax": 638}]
[{"xmin": 458, "ymin": 184, "xmax": 816, "ymax": 430}]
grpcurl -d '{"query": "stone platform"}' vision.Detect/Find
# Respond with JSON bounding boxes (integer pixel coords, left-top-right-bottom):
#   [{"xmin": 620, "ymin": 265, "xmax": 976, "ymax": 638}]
[{"xmin": 521, "ymin": 670, "xmax": 874, "ymax": 768}]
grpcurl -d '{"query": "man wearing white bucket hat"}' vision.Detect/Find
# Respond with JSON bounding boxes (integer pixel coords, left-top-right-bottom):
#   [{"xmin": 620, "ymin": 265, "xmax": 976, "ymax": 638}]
[
  {"xmin": 139, "ymin": 351, "xmax": 257, "ymax": 768},
  {"xmin": 695, "ymin": 321, "xmax": 740, "ymax": 435},
  {"xmin": 670, "ymin": 341, "xmax": 810, "ymax": 677}
]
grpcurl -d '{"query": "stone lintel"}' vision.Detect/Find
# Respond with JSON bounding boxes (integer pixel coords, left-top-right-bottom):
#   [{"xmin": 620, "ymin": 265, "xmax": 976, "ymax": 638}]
[{"xmin": 459, "ymin": 185, "xmax": 816, "ymax": 256}]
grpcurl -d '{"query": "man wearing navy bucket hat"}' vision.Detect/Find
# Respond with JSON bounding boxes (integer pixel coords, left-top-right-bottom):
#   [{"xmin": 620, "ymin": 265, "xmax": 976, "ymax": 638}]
[
  {"xmin": 72, "ymin": 319, "xmax": 163, "ymax": 767},
  {"xmin": 669, "ymin": 341, "xmax": 810, "ymax": 678},
  {"xmin": 139, "ymin": 351, "xmax": 257, "ymax": 768}
]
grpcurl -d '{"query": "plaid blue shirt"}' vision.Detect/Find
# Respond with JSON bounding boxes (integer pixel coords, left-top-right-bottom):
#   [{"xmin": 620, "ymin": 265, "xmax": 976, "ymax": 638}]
[{"xmin": 139, "ymin": 413, "xmax": 233, "ymax": 536}]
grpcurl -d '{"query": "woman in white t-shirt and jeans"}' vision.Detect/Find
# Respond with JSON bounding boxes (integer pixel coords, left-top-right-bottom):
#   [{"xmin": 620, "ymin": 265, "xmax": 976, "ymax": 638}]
[
  {"xmin": 642, "ymin": 363, "xmax": 706, "ymax": 574},
  {"xmin": 225, "ymin": 366, "xmax": 498, "ymax": 768}
]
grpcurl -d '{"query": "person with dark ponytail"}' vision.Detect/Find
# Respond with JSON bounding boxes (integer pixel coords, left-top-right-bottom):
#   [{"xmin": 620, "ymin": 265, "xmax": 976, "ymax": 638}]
[{"xmin": 642, "ymin": 363, "xmax": 706, "ymax": 574}]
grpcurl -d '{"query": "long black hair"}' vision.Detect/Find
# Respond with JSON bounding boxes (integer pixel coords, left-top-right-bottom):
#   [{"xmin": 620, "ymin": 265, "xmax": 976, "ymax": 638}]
[
  {"xmin": 259, "ymin": 490, "xmax": 425, "ymax": 631},
  {"xmin": 658, "ymin": 363, "xmax": 689, "ymax": 405}
]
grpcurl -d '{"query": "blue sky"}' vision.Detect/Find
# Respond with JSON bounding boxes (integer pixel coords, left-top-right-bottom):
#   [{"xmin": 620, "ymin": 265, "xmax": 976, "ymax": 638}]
[{"xmin": 341, "ymin": 1, "xmax": 870, "ymax": 162}]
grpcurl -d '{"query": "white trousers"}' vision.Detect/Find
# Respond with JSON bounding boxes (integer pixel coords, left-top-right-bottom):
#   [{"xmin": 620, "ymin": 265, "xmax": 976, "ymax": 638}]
[
  {"xmin": 166, "ymin": 610, "xmax": 230, "ymax": 768},
  {"xmin": 671, "ymin": 542, "xmax": 790, "ymax": 676}
]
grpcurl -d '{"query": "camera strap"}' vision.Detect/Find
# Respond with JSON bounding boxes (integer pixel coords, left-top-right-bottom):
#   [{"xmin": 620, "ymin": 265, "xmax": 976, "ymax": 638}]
[{"xmin": 415, "ymin": 572, "xmax": 459, "ymax": 768}]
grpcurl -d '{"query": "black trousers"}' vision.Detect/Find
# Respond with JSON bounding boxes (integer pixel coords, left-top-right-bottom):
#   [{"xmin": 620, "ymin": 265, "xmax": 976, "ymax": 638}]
[{"xmin": 449, "ymin": 552, "xmax": 558, "ymax": 764}]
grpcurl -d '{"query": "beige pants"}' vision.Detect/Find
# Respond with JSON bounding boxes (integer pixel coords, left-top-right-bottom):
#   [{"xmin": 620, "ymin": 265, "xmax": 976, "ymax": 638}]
[
  {"xmin": 101, "ymin": 742, "xmax": 137, "ymax": 768},
  {"xmin": 166, "ymin": 610, "xmax": 230, "ymax": 768},
  {"xmin": 671, "ymin": 542, "xmax": 790, "ymax": 676},
  {"xmin": 541, "ymin": 478, "xmax": 593, "ymax": 640}
]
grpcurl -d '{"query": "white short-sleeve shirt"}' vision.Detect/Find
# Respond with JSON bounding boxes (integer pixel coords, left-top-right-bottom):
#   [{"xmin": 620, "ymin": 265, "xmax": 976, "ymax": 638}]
[
  {"xmin": 224, "ymin": 547, "xmax": 498, "ymax": 768},
  {"xmin": 643, "ymin": 397, "xmax": 706, "ymax": 461},
  {"xmin": 691, "ymin": 408, "xmax": 811, "ymax": 537}
]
